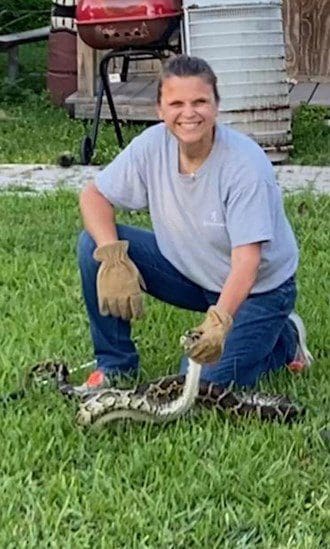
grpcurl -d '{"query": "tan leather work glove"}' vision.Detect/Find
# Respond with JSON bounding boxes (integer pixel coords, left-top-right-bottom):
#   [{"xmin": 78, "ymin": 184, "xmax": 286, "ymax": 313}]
[
  {"xmin": 93, "ymin": 241, "xmax": 146, "ymax": 321},
  {"xmin": 180, "ymin": 306, "xmax": 233, "ymax": 364}
]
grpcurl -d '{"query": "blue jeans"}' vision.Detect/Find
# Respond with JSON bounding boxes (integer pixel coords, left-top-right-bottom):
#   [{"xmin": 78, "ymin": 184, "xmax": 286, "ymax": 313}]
[{"xmin": 78, "ymin": 225, "xmax": 298, "ymax": 387}]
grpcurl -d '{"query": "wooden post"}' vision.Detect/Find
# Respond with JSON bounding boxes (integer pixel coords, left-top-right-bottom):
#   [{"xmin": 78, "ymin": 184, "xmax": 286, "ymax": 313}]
[
  {"xmin": 77, "ymin": 35, "xmax": 95, "ymax": 97},
  {"xmin": 282, "ymin": 0, "xmax": 330, "ymax": 81}
]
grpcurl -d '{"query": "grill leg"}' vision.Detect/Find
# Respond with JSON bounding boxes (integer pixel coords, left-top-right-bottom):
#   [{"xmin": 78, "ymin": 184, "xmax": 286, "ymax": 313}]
[
  {"xmin": 100, "ymin": 54, "xmax": 125, "ymax": 149},
  {"xmin": 80, "ymin": 78, "xmax": 105, "ymax": 164},
  {"xmin": 86, "ymin": 48, "xmax": 164, "ymax": 155},
  {"xmin": 90, "ymin": 79, "xmax": 104, "ymax": 150},
  {"xmin": 121, "ymin": 55, "xmax": 130, "ymax": 82}
]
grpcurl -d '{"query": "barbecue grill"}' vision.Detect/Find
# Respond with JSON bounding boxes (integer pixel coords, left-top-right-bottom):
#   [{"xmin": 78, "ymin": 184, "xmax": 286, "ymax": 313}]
[
  {"xmin": 76, "ymin": 0, "xmax": 182, "ymax": 49},
  {"xmin": 76, "ymin": 0, "xmax": 182, "ymax": 163}
]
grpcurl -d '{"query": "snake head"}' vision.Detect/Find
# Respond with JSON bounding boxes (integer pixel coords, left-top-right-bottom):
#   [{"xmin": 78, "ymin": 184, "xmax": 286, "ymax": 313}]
[
  {"xmin": 27, "ymin": 361, "xmax": 70, "ymax": 386},
  {"xmin": 180, "ymin": 330, "xmax": 203, "ymax": 354}
]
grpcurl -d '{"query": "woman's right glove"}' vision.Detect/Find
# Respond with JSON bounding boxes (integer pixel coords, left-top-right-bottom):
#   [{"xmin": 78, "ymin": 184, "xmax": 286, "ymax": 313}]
[
  {"xmin": 180, "ymin": 306, "xmax": 233, "ymax": 363},
  {"xmin": 93, "ymin": 241, "xmax": 146, "ymax": 321}
]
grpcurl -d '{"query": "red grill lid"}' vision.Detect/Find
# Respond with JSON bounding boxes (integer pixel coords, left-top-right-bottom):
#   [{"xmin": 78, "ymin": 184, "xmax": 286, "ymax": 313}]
[{"xmin": 76, "ymin": 0, "xmax": 182, "ymax": 25}]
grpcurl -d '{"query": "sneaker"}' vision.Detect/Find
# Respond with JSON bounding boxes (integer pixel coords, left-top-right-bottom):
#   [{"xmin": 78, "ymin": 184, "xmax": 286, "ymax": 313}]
[
  {"xmin": 287, "ymin": 312, "xmax": 314, "ymax": 373},
  {"xmin": 74, "ymin": 369, "xmax": 111, "ymax": 395}
]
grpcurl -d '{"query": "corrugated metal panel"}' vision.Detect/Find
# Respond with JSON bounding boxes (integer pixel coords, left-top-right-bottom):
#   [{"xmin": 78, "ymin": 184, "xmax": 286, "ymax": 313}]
[
  {"xmin": 182, "ymin": 0, "xmax": 282, "ymax": 9},
  {"xmin": 220, "ymin": 107, "xmax": 291, "ymax": 146},
  {"xmin": 183, "ymin": 0, "xmax": 281, "ymax": 7},
  {"xmin": 182, "ymin": 1, "xmax": 291, "ymax": 157}
]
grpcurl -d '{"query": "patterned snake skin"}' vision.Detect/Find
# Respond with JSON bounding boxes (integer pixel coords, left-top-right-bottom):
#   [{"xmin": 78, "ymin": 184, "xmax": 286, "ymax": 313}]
[{"xmin": 27, "ymin": 360, "xmax": 305, "ymax": 427}]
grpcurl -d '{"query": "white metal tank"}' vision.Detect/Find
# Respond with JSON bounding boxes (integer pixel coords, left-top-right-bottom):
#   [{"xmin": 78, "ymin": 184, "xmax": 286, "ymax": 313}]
[{"xmin": 182, "ymin": 0, "xmax": 291, "ymax": 162}]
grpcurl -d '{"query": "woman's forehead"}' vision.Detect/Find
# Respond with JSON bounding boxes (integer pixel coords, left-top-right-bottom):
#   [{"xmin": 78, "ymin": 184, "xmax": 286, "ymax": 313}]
[{"xmin": 161, "ymin": 75, "xmax": 214, "ymax": 97}]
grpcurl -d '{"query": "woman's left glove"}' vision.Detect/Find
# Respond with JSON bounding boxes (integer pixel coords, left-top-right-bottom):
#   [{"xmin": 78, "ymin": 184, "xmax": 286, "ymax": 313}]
[
  {"xmin": 181, "ymin": 306, "xmax": 233, "ymax": 363},
  {"xmin": 93, "ymin": 240, "xmax": 146, "ymax": 320}
]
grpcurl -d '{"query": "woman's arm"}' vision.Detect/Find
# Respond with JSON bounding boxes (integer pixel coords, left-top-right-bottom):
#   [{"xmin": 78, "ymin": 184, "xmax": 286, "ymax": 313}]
[
  {"xmin": 79, "ymin": 182, "xmax": 118, "ymax": 246},
  {"xmin": 216, "ymin": 242, "xmax": 262, "ymax": 317}
]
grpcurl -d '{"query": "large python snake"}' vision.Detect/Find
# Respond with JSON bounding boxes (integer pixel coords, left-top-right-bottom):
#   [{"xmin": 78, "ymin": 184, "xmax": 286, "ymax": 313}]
[{"xmin": 23, "ymin": 357, "xmax": 305, "ymax": 428}]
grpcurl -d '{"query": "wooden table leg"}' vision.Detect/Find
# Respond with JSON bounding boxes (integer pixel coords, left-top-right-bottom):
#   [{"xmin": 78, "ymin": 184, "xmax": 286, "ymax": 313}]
[{"xmin": 8, "ymin": 45, "xmax": 19, "ymax": 81}]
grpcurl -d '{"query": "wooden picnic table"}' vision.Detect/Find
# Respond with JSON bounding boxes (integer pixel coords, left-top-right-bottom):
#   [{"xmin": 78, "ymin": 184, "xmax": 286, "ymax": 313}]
[{"xmin": 0, "ymin": 26, "xmax": 50, "ymax": 81}]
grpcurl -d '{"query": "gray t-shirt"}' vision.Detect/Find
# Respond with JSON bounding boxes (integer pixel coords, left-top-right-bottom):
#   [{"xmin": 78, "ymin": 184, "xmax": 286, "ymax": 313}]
[{"xmin": 95, "ymin": 123, "xmax": 298, "ymax": 293}]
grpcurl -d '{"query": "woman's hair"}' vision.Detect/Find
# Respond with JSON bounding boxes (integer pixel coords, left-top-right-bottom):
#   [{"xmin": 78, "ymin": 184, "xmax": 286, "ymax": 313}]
[{"xmin": 157, "ymin": 55, "xmax": 220, "ymax": 104}]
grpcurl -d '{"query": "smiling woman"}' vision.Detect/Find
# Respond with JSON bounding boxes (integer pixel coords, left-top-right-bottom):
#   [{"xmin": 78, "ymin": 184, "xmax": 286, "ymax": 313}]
[
  {"xmin": 157, "ymin": 75, "xmax": 218, "ymax": 175},
  {"xmin": 75, "ymin": 54, "xmax": 313, "ymax": 399},
  {"xmin": 156, "ymin": 56, "xmax": 220, "ymax": 175}
]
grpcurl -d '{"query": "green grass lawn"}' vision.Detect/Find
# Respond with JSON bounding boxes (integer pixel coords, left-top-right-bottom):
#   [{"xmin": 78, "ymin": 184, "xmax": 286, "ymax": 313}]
[
  {"xmin": 0, "ymin": 189, "xmax": 329, "ymax": 547},
  {"xmin": 0, "ymin": 87, "xmax": 143, "ymax": 166},
  {"xmin": 1, "ymin": 90, "xmax": 329, "ymax": 167}
]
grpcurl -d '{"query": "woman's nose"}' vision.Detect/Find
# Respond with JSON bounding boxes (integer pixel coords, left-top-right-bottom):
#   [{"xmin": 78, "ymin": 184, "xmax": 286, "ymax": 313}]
[{"xmin": 181, "ymin": 103, "xmax": 196, "ymax": 118}]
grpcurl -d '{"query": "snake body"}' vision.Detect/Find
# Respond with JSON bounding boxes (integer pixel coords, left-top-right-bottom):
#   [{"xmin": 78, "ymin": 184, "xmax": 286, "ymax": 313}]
[
  {"xmin": 76, "ymin": 359, "xmax": 202, "ymax": 426},
  {"xmin": 27, "ymin": 359, "xmax": 304, "ymax": 427}
]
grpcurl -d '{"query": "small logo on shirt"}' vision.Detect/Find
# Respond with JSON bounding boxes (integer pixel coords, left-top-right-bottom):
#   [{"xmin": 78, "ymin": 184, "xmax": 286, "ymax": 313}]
[{"xmin": 203, "ymin": 210, "xmax": 226, "ymax": 227}]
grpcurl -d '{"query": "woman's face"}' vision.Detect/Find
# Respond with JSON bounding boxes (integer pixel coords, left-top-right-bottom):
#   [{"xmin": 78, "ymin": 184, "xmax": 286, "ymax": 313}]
[{"xmin": 157, "ymin": 75, "xmax": 219, "ymax": 148}]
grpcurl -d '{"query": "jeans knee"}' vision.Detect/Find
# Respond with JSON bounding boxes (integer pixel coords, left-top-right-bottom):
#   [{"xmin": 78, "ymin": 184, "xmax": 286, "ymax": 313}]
[{"xmin": 77, "ymin": 230, "xmax": 96, "ymax": 271}]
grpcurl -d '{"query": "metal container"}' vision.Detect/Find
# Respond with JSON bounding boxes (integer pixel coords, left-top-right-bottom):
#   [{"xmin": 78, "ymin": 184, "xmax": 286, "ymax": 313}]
[
  {"xmin": 51, "ymin": 0, "xmax": 77, "ymax": 32},
  {"xmin": 76, "ymin": 0, "xmax": 182, "ymax": 49},
  {"xmin": 182, "ymin": 0, "xmax": 291, "ymax": 161},
  {"xmin": 47, "ymin": 30, "xmax": 77, "ymax": 106},
  {"xmin": 48, "ymin": 1, "xmax": 77, "ymax": 107}
]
